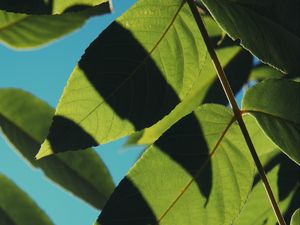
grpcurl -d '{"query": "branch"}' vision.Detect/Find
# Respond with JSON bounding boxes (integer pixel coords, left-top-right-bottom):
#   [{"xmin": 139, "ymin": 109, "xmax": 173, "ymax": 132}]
[{"xmin": 186, "ymin": 1, "xmax": 287, "ymax": 224}]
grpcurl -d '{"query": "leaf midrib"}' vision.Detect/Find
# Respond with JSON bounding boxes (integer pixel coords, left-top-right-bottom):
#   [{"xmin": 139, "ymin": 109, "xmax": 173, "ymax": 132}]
[
  {"xmin": 0, "ymin": 112, "xmax": 110, "ymax": 204},
  {"xmin": 0, "ymin": 206, "xmax": 19, "ymax": 225},
  {"xmin": 0, "ymin": 13, "xmax": 29, "ymax": 34},
  {"xmin": 156, "ymin": 115, "xmax": 237, "ymax": 223},
  {"xmin": 77, "ymin": 1, "xmax": 186, "ymax": 125}
]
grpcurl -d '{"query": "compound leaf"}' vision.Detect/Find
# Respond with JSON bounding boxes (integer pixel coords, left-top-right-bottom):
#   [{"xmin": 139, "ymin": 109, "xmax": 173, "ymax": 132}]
[{"xmin": 95, "ymin": 104, "xmax": 278, "ymax": 225}]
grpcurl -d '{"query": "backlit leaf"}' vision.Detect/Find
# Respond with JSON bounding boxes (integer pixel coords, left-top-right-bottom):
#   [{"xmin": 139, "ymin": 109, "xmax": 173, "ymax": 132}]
[
  {"xmin": 234, "ymin": 152, "xmax": 300, "ymax": 225},
  {"xmin": 0, "ymin": 4, "xmax": 110, "ymax": 49},
  {"xmin": 128, "ymin": 46, "xmax": 241, "ymax": 145},
  {"xmin": 249, "ymin": 64, "xmax": 284, "ymax": 81},
  {"xmin": 38, "ymin": 0, "xmax": 208, "ymax": 158},
  {"xmin": 0, "ymin": 173, "xmax": 54, "ymax": 225},
  {"xmin": 95, "ymin": 104, "xmax": 280, "ymax": 225},
  {"xmin": 0, "ymin": 88, "xmax": 114, "ymax": 209},
  {"xmin": 242, "ymin": 79, "xmax": 300, "ymax": 165},
  {"xmin": 291, "ymin": 208, "xmax": 300, "ymax": 225}
]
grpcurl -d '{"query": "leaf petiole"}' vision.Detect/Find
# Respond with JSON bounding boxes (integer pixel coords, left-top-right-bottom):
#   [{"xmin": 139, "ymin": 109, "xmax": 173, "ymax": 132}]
[{"xmin": 186, "ymin": 0, "xmax": 287, "ymax": 224}]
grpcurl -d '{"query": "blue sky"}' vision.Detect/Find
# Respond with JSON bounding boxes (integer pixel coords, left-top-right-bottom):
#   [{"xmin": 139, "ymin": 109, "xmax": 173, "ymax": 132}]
[{"xmin": 0, "ymin": 1, "xmax": 144, "ymax": 225}]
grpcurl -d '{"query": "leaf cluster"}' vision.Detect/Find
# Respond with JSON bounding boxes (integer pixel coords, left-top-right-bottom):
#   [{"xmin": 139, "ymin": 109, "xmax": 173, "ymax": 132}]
[{"xmin": 0, "ymin": 0, "xmax": 299, "ymax": 225}]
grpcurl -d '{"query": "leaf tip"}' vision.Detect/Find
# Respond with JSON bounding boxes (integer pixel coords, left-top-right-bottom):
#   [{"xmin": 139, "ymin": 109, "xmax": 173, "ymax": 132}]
[{"xmin": 35, "ymin": 141, "xmax": 53, "ymax": 160}]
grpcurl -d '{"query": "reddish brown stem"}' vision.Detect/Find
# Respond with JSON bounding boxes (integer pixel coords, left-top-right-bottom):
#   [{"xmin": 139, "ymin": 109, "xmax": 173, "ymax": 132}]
[{"xmin": 186, "ymin": 1, "xmax": 287, "ymax": 224}]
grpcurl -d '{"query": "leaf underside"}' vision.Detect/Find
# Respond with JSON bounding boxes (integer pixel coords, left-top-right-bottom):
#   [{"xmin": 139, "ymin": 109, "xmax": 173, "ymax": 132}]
[
  {"xmin": 0, "ymin": 88, "xmax": 114, "ymax": 209},
  {"xmin": 201, "ymin": 0, "xmax": 300, "ymax": 74},
  {"xmin": 38, "ymin": 0, "xmax": 209, "ymax": 158},
  {"xmin": 0, "ymin": 3, "xmax": 110, "ymax": 49},
  {"xmin": 242, "ymin": 79, "xmax": 300, "ymax": 165},
  {"xmin": 0, "ymin": 173, "xmax": 54, "ymax": 225}
]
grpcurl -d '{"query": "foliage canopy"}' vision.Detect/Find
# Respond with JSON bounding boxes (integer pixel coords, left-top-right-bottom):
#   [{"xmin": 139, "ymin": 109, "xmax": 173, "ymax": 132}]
[{"xmin": 0, "ymin": 0, "xmax": 299, "ymax": 225}]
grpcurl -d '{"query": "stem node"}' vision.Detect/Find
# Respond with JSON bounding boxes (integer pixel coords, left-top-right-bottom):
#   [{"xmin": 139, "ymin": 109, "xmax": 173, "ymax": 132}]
[{"xmin": 186, "ymin": 1, "xmax": 286, "ymax": 224}]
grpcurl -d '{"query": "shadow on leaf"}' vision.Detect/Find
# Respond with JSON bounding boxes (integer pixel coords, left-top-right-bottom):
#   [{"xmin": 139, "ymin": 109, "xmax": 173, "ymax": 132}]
[
  {"xmin": 44, "ymin": 23, "xmax": 181, "ymax": 154},
  {"xmin": 0, "ymin": 0, "xmax": 52, "ymax": 14},
  {"xmin": 63, "ymin": 3, "xmax": 110, "ymax": 14},
  {"xmin": 155, "ymin": 112, "xmax": 212, "ymax": 202},
  {"xmin": 0, "ymin": 0, "xmax": 110, "ymax": 15},
  {"xmin": 98, "ymin": 178, "xmax": 157, "ymax": 225},
  {"xmin": 97, "ymin": 112, "xmax": 212, "ymax": 224},
  {"xmin": 47, "ymin": 115, "xmax": 98, "ymax": 153},
  {"xmin": 78, "ymin": 22, "xmax": 181, "ymax": 130},
  {"xmin": 203, "ymin": 50, "xmax": 253, "ymax": 105},
  {"xmin": 254, "ymin": 153, "xmax": 300, "ymax": 222}
]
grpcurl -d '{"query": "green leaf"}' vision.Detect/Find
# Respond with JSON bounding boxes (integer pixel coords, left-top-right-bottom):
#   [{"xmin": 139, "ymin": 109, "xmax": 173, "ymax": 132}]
[
  {"xmin": 125, "ymin": 15, "xmax": 253, "ymax": 147},
  {"xmin": 0, "ymin": 88, "xmax": 114, "ymax": 209},
  {"xmin": 202, "ymin": 15, "xmax": 222, "ymax": 38},
  {"xmin": 234, "ymin": 152, "xmax": 300, "ymax": 225},
  {"xmin": 128, "ymin": 46, "xmax": 241, "ymax": 146},
  {"xmin": 0, "ymin": 173, "xmax": 54, "ymax": 225},
  {"xmin": 126, "ymin": 15, "xmax": 249, "ymax": 146},
  {"xmin": 0, "ymin": 0, "xmax": 110, "ymax": 15},
  {"xmin": 52, "ymin": 0, "xmax": 109, "ymax": 15},
  {"xmin": 200, "ymin": 0, "xmax": 300, "ymax": 74},
  {"xmin": 203, "ymin": 49, "xmax": 253, "ymax": 105},
  {"xmin": 291, "ymin": 208, "xmax": 300, "ymax": 225},
  {"xmin": 95, "ymin": 104, "xmax": 281, "ymax": 225},
  {"xmin": 248, "ymin": 63, "xmax": 299, "ymax": 81},
  {"xmin": 38, "ymin": 0, "xmax": 208, "ymax": 158},
  {"xmin": 249, "ymin": 64, "xmax": 284, "ymax": 81},
  {"xmin": 242, "ymin": 79, "xmax": 300, "ymax": 165},
  {"xmin": 0, "ymin": 4, "xmax": 110, "ymax": 49}
]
